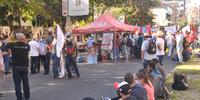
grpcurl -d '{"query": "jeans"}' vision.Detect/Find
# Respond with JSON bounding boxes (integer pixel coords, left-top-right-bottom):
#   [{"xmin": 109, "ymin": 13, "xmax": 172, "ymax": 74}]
[
  {"xmin": 52, "ymin": 53, "xmax": 60, "ymax": 77},
  {"xmin": 113, "ymin": 48, "xmax": 119, "ymax": 60},
  {"xmin": 157, "ymin": 55, "xmax": 164, "ymax": 66},
  {"xmin": 167, "ymin": 44, "xmax": 173, "ymax": 57},
  {"xmin": 143, "ymin": 59, "xmax": 149, "ymax": 69},
  {"xmin": 12, "ymin": 67, "xmax": 30, "ymax": 100},
  {"xmin": 177, "ymin": 48, "xmax": 183, "ymax": 63},
  {"xmin": 30, "ymin": 56, "xmax": 39, "ymax": 74},
  {"xmin": 3, "ymin": 55, "xmax": 10, "ymax": 73},
  {"xmin": 46, "ymin": 53, "xmax": 51, "ymax": 74},
  {"xmin": 39, "ymin": 55, "xmax": 48, "ymax": 73},
  {"xmin": 65, "ymin": 55, "xmax": 80, "ymax": 78}
]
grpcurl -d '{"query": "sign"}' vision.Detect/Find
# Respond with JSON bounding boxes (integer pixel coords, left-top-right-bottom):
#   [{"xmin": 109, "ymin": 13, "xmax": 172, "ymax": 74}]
[
  {"xmin": 62, "ymin": 0, "xmax": 68, "ymax": 16},
  {"xmin": 69, "ymin": 0, "xmax": 89, "ymax": 16},
  {"xmin": 102, "ymin": 33, "xmax": 113, "ymax": 50},
  {"xmin": 164, "ymin": 26, "xmax": 177, "ymax": 33}
]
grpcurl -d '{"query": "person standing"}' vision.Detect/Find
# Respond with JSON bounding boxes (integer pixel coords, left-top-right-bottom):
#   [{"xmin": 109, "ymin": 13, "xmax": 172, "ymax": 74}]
[
  {"xmin": 45, "ymin": 32, "xmax": 53, "ymax": 75},
  {"xmin": 64, "ymin": 40, "xmax": 80, "ymax": 79},
  {"xmin": 141, "ymin": 33, "xmax": 157, "ymax": 68},
  {"xmin": 38, "ymin": 36, "xmax": 48, "ymax": 75},
  {"xmin": 176, "ymin": 31, "xmax": 184, "ymax": 64},
  {"xmin": 7, "ymin": 33, "xmax": 30, "ymax": 100},
  {"xmin": 51, "ymin": 35, "xmax": 61, "ymax": 79},
  {"xmin": 0, "ymin": 37, "xmax": 4, "ymax": 98},
  {"xmin": 156, "ymin": 31, "xmax": 165, "ymax": 66},
  {"xmin": 1, "ymin": 35, "xmax": 11, "ymax": 74},
  {"xmin": 113, "ymin": 34, "xmax": 120, "ymax": 60},
  {"xmin": 29, "ymin": 36, "xmax": 40, "ymax": 74},
  {"xmin": 165, "ymin": 32, "xmax": 174, "ymax": 60}
]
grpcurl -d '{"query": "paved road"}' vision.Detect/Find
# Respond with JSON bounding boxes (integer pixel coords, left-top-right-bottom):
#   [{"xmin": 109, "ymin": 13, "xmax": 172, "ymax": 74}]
[{"xmin": 1, "ymin": 58, "xmax": 175, "ymax": 100}]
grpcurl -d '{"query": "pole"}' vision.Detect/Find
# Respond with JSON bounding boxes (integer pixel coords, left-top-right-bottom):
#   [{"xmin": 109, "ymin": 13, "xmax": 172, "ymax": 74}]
[{"xmin": 114, "ymin": 31, "xmax": 117, "ymax": 61}]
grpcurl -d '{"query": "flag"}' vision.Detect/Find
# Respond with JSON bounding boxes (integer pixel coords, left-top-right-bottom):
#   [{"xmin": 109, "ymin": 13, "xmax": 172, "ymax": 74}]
[{"xmin": 56, "ymin": 24, "xmax": 65, "ymax": 57}]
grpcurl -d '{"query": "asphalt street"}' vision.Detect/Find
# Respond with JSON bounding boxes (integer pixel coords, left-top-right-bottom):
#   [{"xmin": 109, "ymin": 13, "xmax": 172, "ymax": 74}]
[{"xmin": 1, "ymin": 58, "xmax": 175, "ymax": 100}]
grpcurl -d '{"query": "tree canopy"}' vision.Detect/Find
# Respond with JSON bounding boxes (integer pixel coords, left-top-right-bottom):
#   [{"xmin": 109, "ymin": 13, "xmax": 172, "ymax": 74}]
[{"xmin": 0, "ymin": 0, "xmax": 161, "ymax": 29}]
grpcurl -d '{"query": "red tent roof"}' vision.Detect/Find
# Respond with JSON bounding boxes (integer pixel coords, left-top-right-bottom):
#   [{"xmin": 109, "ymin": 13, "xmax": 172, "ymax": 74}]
[{"xmin": 72, "ymin": 14, "xmax": 138, "ymax": 34}]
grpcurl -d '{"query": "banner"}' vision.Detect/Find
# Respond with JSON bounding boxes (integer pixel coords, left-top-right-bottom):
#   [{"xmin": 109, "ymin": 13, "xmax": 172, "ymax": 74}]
[
  {"xmin": 102, "ymin": 33, "xmax": 113, "ymax": 50},
  {"xmin": 56, "ymin": 24, "xmax": 65, "ymax": 57},
  {"xmin": 164, "ymin": 26, "xmax": 177, "ymax": 33}
]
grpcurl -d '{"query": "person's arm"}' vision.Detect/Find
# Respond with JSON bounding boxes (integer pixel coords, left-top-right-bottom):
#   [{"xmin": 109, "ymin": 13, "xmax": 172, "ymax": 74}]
[{"xmin": 141, "ymin": 42, "xmax": 145, "ymax": 62}]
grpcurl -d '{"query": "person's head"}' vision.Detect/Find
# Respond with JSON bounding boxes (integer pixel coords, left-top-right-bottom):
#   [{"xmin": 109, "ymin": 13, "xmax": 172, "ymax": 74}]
[
  {"xmin": 156, "ymin": 31, "xmax": 164, "ymax": 37},
  {"xmin": 16, "ymin": 33, "xmax": 26, "ymax": 42},
  {"xmin": 136, "ymin": 69, "xmax": 149, "ymax": 85},
  {"xmin": 117, "ymin": 84, "xmax": 132, "ymax": 100},
  {"xmin": 143, "ymin": 33, "xmax": 150, "ymax": 39},
  {"xmin": 124, "ymin": 72, "xmax": 135, "ymax": 85}
]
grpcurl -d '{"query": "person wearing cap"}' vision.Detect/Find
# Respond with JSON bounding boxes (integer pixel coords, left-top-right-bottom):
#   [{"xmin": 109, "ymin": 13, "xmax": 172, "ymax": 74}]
[
  {"xmin": 7, "ymin": 33, "xmax": 30, "ymax": 100},
  {"xmin": 165, "ymin": 31, "xmax": 174, "ymax": 60},
  {"xmin": 155, "ymin": 31, "xmax": 165, "ymax": 66},
  {"xmin": 141, "ymin": 33, "xmax": 157, "ymax": 68},
  {"xmin": 124, "ymin": 73, "xmax": 148, "ymax": 100},
  {"xmin": 112, "ymin": 82, "xmax": 134, "ymax": 100}
]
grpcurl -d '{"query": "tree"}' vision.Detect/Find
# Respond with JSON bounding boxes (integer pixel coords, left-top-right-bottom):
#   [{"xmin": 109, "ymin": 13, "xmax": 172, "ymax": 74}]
[{"xmin": 0, "ymin": 0, "xmax": 46, "ymax": 28}]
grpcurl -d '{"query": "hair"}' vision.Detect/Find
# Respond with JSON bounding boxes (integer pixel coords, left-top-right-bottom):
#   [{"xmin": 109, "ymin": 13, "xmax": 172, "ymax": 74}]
[
  {"xmin": 124, "ymin": 72, "xmax": 134, "ymax": 84},
  {"xmin": 82, "ymin": 97, "xmax": 95, "ymax": 100},
  {"xmin": 136, "ymin": 69, "xmax": 150, "ymax": 85}
]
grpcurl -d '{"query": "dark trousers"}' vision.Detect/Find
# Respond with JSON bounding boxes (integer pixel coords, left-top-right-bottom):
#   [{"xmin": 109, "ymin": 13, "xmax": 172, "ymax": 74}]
[
  {"xmin": 52, "ymin": 53, "xmax": 60, "ymax": 77},
  {"xmin": 30, "ymin": 56, "xmax": 39, "ymax": 74},
  {"xmin": 46, "ymin": 53, "xmax": 51, "ymax": 74},
  {"xmin": 65, "ymin": 55, "xmax": 80, "ymax": 78},
  {"xmin": 12, "ymin": 67, "xmax": 30, "ymax": 100},
  {"xmin": 39, "ymin": 55, "xmax": 48, "ymax": 73},
  {"xmin": 157, "ymin": 55, "xmax": 164, "ymax": 66}
]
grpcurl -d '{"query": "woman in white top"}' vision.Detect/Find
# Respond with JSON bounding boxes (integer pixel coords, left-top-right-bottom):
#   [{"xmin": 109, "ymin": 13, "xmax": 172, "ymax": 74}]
[{"xmin": 165, "ymin": 32, "xmax": 174, "ymax": 59}]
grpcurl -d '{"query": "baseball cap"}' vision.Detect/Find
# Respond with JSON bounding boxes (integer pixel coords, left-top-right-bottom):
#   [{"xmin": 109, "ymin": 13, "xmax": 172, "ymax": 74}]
[{"xmin": 118, "ymin": 84, "xmax": 132, "ymax": 95}]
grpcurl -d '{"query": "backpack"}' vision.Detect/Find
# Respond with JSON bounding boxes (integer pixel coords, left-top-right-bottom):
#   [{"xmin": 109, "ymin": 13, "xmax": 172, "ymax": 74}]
[
  {"xmin": 147, "ymin": 40, "xmax": 157, "ymax": 54},
  {"xmin": 39, "ymin": 40, "xmax": 47, "ymax": 55},
  {"xmin": 126, "ymin": 38, "xmax": 133, "ymax": 47},
  {"xmin": 172, "ymin": 73, "xmax": 188, "ymax": 91}
]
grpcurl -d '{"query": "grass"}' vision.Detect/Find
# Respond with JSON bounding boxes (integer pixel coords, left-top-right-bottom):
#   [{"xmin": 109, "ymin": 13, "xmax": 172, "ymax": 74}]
[{"xmin": 166, "ymin": 55, "xmax": 200, "ymax": 100}]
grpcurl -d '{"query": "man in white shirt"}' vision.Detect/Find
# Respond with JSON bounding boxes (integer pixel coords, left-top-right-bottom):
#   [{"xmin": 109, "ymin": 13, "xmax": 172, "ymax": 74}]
[
  {"xmin": 165, "ymin": 32, "xmax": 174, "ymax": 59},
  {"xmin": 176, "ymin": 31, "xmax": 184, "ymax": 64},
  {"xmin": 141, "ymin": 33, "xmax": 157, "ymax": 68},
  {"xmin": 156, "ymin": 31, "xmax": 165, "ymax": 66},
  {"xmin": 29, "ymin": 36, "xmax": 39, "ymax": 74}
]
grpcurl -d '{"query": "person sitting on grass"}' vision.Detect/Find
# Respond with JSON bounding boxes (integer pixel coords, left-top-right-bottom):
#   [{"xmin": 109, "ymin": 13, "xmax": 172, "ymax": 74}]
[
  {"xmin": 124, "ymin": 72, "xmax": 148, "ymax": 100},
  {"xmin": 136, "ymin": 69, "xmax": 155, "ymax": 100}
]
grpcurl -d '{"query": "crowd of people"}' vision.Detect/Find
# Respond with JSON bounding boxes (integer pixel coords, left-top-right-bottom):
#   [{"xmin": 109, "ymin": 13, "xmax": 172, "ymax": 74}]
[{"xmin": 0, "ymin": 26, "xmax": 198, "ymax": 100}]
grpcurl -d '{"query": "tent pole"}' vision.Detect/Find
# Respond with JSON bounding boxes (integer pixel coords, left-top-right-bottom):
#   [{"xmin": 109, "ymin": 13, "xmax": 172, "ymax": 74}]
[{"xmin": 114, "ymin": 31, "xmax": 117, "ymax": 61}]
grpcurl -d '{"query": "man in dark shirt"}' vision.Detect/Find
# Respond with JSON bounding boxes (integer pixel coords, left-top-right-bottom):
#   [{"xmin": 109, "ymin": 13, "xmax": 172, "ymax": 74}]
[{"xmin": 7, "ymin": 33, "xmax": 30, "ymax": 100}]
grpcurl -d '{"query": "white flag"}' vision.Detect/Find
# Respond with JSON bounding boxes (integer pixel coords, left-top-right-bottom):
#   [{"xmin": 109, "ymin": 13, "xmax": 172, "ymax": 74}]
[{"xmin": 56, "ymin": 24, "xmax": 65, "ymax": 57}]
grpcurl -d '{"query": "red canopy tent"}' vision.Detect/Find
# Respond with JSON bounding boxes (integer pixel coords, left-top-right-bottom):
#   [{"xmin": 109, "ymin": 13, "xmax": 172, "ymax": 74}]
[{"xmin": 72, "ymin": 14, "xmax": 138, "ymax": 34}]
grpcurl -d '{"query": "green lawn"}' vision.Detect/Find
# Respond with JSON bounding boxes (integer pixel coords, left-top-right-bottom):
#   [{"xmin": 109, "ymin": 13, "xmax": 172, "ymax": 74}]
[{"xmin": 166, "ymin": 55, "xmax": 200, "ymax": 100}]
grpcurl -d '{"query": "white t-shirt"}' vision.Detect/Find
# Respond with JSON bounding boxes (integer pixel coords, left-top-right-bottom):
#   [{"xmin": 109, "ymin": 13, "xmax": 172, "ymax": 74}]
[
  {"xmin": 176, "ymin": 34, "xmax": 184, "ymax": 49},
  {"xmin": 29, "ymin": 40, "xmax": 39, "ymax": 57},
  {"xmin": 141, "ymin": 39, "xmax": 157, "ymax": 60},
  {"xmin": 156, "ymin": 37, "xmax": 165, "ymax": 56},
  {"xmin": 165, "ymin": 34, "xmax": 174, "ymax": 45}
]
